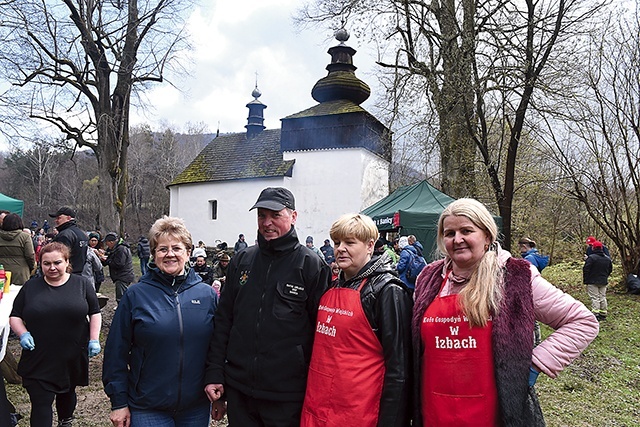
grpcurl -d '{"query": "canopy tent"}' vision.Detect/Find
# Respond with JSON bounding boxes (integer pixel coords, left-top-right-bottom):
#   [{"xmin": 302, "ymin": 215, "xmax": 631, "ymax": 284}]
[
  {"xmin": 362, "ymin": 180, "xmax": 455, "ymax": 260},
  {"xmin": 0, "ymin": 193, "xmax": 23, "ymax": 217},
  {"xmin": 362, "ymin": 180, "xmax": 503, "ymax": 260}
]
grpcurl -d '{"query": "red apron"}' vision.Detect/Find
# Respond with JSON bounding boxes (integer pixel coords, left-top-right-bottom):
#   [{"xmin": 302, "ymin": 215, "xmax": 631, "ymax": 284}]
[
  {"xmin": 301, "ymin": 279, "xmax": 385, "ymax": 427},
  {"xmin": 420, "ymin": 274, "xmax": 498, "ymax": 426}
]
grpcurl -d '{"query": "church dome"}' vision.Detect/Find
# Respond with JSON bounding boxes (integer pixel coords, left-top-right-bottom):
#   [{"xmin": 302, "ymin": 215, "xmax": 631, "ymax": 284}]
[{"xmin": 311, "ymin": 28, "xmax": 370, "ymax": 105}]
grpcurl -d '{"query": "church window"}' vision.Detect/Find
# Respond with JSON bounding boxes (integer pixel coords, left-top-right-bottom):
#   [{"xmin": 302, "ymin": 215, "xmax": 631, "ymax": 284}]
[{"xmin": 209, "ymin": 200, "xmax": 218, "ymax": 220}]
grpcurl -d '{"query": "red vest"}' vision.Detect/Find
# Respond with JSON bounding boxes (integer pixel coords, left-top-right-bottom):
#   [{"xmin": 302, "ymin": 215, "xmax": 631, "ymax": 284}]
[
  {"xmin": 301, "ymin": 280, "xmax": 385, "ymax": 427},
  {"xmin": 420, "ymin": 275, "xmax": 498, "ymax": 426}
]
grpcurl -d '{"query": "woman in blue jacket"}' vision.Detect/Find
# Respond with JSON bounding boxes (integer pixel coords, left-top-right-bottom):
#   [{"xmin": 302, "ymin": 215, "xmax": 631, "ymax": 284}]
[{"xmin": 103, "ymin": 216, "xmax": 222, "ymax": 426}]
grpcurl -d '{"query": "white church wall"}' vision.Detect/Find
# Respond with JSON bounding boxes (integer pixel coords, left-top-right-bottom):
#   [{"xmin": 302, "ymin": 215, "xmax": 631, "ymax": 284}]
[
  {"xmin": 283, "ymin": 147, "xmax": 389, "ymax": 245},
  {"xmin": 169, "ymin": 178, "xmax": 285, "ymax": 248},
  {"xmin": 169, "ymin": 147, "xmax": 389, "ymax": 250},
  {"xmin": 361, "ymin": 150, "xmax": 390, "ymax": 209}
]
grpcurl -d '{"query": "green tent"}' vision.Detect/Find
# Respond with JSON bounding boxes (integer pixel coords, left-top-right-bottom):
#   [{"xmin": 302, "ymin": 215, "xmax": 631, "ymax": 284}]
[
  {"xmin": 361, "ymin": 180, "xmax": 455, "ymax": 260},
  {"xmin": 362, "ymin": 180, "xmax": 502, "ymax": 260},
  {"xmin": 0, "ymin": 193, "xmax": 24, "ymax": 217}
]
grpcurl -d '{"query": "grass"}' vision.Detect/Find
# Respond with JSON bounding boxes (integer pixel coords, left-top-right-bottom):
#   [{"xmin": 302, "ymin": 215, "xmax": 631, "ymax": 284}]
[
  {"xmin": 536, "ymin": 262, "xmax": 640, "ymax": 426},
  {"xmin": 3, "ymin": 261, "xmax": 639, "ymax": 426}
]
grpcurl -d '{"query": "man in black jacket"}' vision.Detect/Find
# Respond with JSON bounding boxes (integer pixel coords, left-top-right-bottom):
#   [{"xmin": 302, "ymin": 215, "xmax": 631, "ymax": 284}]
[
  {"xmin": 49, "ymin": 206, "xmax": 88, "ymax": 275},
  {"xmin": 193, "ymin": 255, "xmax": 214, "ymax": 285},
  {"xmin": 204, "ymin": 187, "xmax": 331, "ymax": 426},
  {"xmin": 583, "ymin": 240, "xmax": 613, "ymax": 321},
  {"xmin": 101, "ymin": 232, "xmax": 135, "ymax": 305}
]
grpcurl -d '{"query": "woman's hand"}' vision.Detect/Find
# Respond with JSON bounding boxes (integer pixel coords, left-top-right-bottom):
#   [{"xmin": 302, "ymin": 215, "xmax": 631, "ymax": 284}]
[
  {"xmin": 110, "ymin": 407, "xmax": 130, "ymax": 427},
  {"xmin": 19, "ymin": 332, "xmax": 35, "ymax": 351},
  {"xmin": 88, "ymin": 340, "xmax": 101, "ymax": 357}
]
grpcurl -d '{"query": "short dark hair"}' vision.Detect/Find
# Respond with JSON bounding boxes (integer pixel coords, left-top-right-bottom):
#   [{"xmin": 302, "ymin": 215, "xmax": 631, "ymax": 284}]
[{"xmin": 1, "ymin": 213, "xmax": 24, "ymax": 231}]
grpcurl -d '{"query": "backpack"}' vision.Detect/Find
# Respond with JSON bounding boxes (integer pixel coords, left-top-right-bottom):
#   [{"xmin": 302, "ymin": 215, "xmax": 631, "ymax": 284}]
[
  {"xmin": 525, "ymin": 252, "xmax": 549, "ymax": 272},
  {"xmin": 533, "ymin": 253, "xmax": 550, "ymax": 272},
  {"xmin": 406, "ymin": 251, "xmax": 427, "ymax": 284},
  {"xmin": 627, "ymin": 274, "xmax": 640, "ymax": 295}
]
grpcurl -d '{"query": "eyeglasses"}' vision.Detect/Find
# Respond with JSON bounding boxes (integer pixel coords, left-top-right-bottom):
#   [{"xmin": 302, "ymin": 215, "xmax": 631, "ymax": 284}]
[{"xmin": 156, "ymin": 246, "xmax": 186, "ymax": 256}]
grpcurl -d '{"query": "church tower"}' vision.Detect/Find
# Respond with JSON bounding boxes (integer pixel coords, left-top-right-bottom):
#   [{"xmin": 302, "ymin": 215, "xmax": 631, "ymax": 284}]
[{"xmin": 281, "ymin": 28, "xmax": 391, "ymax": 235}]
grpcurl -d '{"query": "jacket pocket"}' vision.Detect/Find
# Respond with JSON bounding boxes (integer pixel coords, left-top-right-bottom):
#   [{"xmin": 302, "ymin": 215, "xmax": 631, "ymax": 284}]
[{"xmin": 273, "ymin": 281, "xmax": 308, "ymax": 320}]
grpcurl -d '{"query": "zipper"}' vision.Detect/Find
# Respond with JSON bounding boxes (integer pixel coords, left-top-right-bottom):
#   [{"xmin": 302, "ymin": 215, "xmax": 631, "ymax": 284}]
[
  {"xmin": 252, "ymin": 260, "xmax": 272, "ymax": 390},
  {"xmin": 174, "ymin": 278, "xmax": 184, "ymax": 408}
]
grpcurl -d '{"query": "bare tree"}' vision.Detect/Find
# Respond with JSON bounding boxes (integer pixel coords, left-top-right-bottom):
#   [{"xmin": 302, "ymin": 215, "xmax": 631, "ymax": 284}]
[
  {"xmin": 548, "ymin": 8, "xmax": 640, "ymax": 275},
  {"xmin": 297, "ymin": 0, "xmax": 606, "ymax": 250},
  {"xmin": 0, "ymin": 0, "xmax": 192, "ymax": 233},
  {"xmin": 1, "ymin": 139, "xmax": 88, "ymax": 222},
  {"xmin": 127, "ymin": 122, "xmax": 210, "ymax": 236}
]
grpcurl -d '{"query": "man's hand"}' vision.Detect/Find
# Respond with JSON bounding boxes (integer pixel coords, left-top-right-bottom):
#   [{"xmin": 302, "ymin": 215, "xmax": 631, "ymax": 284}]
[
  {"xmin": 110, "ymin": 407, "xmax": 130, "ymax": 427},
  {"xmin": 204, "ymin": 383, "xmax": 224, "ymax": 402}
]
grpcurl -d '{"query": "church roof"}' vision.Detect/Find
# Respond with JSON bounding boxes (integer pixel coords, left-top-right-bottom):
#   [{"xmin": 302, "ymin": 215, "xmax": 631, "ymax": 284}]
[
  {"xmin": 283, "ymin": 99, "xmax": 367, "ymax": 119},
  {"xmin": 169, "ymin": 128, "xmax": 294, "ymax": 186}
]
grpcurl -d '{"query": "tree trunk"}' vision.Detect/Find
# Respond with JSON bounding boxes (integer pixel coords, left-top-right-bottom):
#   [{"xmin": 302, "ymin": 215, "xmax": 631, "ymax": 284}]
[
  {"xmin": 89, "ymin": 0, "xmax": 137, "ymax": 236},
  {"xmin": 434, "ymin": 0, "xmax": 477, "ymax": 198},
  {"xmin": 93, "ymin": 105, "xmax": 130, "ymax": 234},
  {"xmin": 438, "ymin": 116, "xmax": 477, "ymax": 198}
]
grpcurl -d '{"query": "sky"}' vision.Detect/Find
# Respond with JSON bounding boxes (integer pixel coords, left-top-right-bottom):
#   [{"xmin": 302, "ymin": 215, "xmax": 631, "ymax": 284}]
[
  {"xmin": 131, "ymin": 0, "xmax": 379, "ymax": 134},
  {"xmin": 0, "ymin": 0, "xmax": 379, "ymax": 151}
]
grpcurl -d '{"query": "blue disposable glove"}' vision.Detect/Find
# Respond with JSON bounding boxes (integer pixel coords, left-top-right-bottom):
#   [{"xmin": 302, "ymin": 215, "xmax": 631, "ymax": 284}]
[
  {"xmin": 528, "ymin": 366, "xmax": 540, "ymax": 387},
  {"xmin": 19, "ymin": 332, "xmax": 35, "ymax": 351},
  {"xmin": 88, "ymin": 340, "xmax": 101, "ymax": 357}
]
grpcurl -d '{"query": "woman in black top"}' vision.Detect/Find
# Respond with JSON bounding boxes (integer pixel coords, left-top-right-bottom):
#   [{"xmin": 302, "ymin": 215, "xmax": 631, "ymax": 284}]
[{"xmin": 10, "ymin": 242, "xmax": 101, "ymax": 427}]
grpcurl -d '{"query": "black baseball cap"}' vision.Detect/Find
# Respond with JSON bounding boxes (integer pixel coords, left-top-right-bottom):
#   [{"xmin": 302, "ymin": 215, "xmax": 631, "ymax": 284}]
[
  {"xmin": 250, "ymin": 187, "xmax": 295, "ymax": 211},
  {"xmin": 49, "ymin": 206, "xmax": 77, "ymax": 218},
  {"xmin": 103, "ymin": 232, "xmax": 118, "ymax": 242}
]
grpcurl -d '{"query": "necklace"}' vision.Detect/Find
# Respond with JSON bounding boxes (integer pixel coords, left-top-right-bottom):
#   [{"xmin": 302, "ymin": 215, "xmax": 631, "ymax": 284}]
[{"xmin": 450, "ymin": 272, "xmax": 470, "ymax": 285}]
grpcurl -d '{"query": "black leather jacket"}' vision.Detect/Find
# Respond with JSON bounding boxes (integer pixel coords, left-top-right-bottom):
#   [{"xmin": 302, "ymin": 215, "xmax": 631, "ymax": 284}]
[{"xmin": 334, "ymin": 255, "xmax": 413, "ymax": 427}]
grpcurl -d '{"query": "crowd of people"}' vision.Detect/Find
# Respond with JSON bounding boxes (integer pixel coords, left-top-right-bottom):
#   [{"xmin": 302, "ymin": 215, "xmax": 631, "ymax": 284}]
[{"xmin": 0, "ymin": 190, "xmax": 606, "ymax": 427}]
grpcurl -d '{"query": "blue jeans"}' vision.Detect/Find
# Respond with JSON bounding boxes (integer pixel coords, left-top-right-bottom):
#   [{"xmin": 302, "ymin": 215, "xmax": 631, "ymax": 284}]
[
  {"xmin": 140, "ymin": 257, "xmax": 150, "ymax": 276},
  {"xmin": 130, "ymin": 402, "xmax": 210, "ymax": 427}
]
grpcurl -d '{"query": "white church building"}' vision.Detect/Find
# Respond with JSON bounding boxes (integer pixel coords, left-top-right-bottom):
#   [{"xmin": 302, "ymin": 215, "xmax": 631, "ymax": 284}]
[{"xmin": 168, "ymin": 30, "xmax": 391, "ymax": 247}]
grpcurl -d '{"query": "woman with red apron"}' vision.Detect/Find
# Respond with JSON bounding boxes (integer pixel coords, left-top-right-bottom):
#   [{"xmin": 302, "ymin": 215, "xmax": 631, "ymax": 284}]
[
  {"xmin": 420, "ymin": 273, "xmax": 498, "ymax": 426},
  {"xmin": 412, "ymin": 198, "xmax": 599, "ymax": 427},
  {"xmin": 301, "ymin": 213, "xmax": 412, "ymax": 427}
]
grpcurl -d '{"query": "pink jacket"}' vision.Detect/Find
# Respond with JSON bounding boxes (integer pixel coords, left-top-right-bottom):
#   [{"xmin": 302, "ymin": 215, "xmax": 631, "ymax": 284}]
[
  {"xmin": 529, "ymin": 263, "xmax": 599, "ymax": 377},
  {"xmin": 433, "ymin": 248, "xmax": 599, "ymax": 379}
]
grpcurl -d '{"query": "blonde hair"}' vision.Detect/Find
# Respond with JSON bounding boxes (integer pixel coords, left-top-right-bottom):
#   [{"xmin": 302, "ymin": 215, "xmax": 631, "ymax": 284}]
[
  {"xmin": 148, "ymin": 216, "xmax": 193, "ymax": 255},
  {"xmin": 330, "ymin": 213, "xmax": 379, "ymax": 245},
  {"xmin": 437, "ymin": 198, "xmax": 502, "ymax": 327}
]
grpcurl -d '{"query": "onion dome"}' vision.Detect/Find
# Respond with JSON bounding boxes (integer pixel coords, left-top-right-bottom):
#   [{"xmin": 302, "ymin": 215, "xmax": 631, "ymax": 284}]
[
  {"xmin": 245, "ymin": 85, "xmax": 267, "ymax": 137},
  {"xmin": 311, "ymin": 28, "xmax": 371, "ymax": 105}
]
